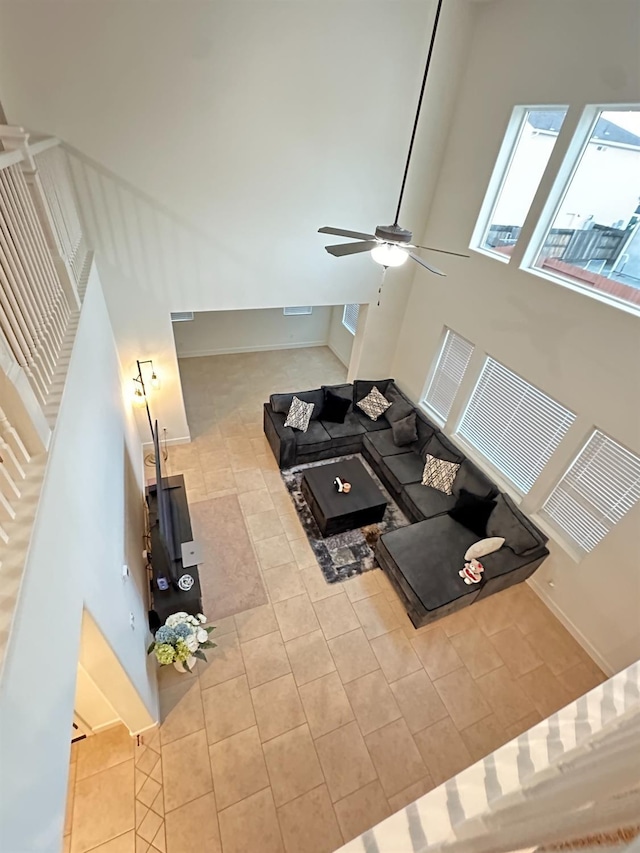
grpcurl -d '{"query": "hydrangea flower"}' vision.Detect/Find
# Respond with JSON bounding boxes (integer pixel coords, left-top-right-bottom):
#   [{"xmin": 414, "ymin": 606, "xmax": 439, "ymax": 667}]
[
  {"xmin": 166, "ymin": 612, "xmax": 189, "ymax": 628},
  {"xmin": 175, "ymin": 639, "xmax": 191, "ymax": 662},
  {"xmin": 173, "ymin": 623, "xmax": 194, "ymax": 640},
  {"xmin": 155, "ymin": 643, "xmax": 176, "ymax": 665},
  {"xmin": 155, "ymin": 625, "xmax": 177, "ymax": 645}
]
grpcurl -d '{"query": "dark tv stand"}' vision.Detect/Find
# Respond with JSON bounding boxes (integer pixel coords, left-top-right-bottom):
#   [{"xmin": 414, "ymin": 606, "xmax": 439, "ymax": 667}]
[{"xmin": 146, "ymin": 474, "xmax": 203, "ymax": 627}]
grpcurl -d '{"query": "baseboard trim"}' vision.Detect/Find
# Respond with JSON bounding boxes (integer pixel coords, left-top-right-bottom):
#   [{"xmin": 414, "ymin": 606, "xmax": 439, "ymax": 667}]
[
  {"xmin": 142, "ymin": 435, "xmax": 191, "ymax": 450},
  {"xmin": 129, "ymin": 722, "xmax": 160, "ymax": 738},
  {"xmin": 91, "ymin": 719, "xmax": 122, "ymax": 735},
  {"xmin": 527, "ymin": 577, "xmax": 614, "ymax": 676},
  {"xmin": 327, "ymin": 341, "xmax": 350, "ymax": 368},
  {"xmin": 177, "ymin": 341, "xmax": 328, "ymax": 358}
]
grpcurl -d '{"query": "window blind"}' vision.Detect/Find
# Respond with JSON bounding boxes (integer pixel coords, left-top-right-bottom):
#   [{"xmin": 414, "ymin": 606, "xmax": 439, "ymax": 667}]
[
  {"xmin": 283, "ymin": 306, "xmax": 313, "ymax": 315},
  {"xmin": 541, "ymin": 431, "xmax": 640, "ymax": 554},
  {"xmin": 170, "ymin": 311, "xmax": 194, "ymax": 322},
  {"xmin": 423, "ymin": 329, "xmax": 474, "ymax": 421},
  {"xmin": 457, "ymin": 358, "xmax": 575, "ymax": 493},
  {"xmin": 343, "ymin": 304, "xmax": 359, "ymax": 334}
]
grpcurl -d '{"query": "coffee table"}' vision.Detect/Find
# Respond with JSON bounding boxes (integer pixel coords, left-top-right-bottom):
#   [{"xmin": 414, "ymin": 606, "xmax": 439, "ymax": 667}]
[{"xmin": 300, "ymin": 458, "xmax": 388, "ymax": 537}]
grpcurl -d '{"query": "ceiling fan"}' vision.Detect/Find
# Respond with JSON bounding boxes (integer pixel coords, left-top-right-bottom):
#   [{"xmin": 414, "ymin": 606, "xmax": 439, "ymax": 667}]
[{"xmin": 319, "ymin": 0, "xmax": 467, "ymax": 276}]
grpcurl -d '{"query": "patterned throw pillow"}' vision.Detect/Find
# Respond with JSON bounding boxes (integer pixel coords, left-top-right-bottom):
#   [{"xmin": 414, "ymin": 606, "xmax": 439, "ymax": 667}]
[
  {"xmin": 421, "ymin": 454, "xmax": 461, "ymax": 495},
  {"xmin": 356, "ymin": 386, "xmax": 392, "ymax": 421},
  {"xmin": 284, "ymin": 396, "xmax": 314, "ymax": 432}
]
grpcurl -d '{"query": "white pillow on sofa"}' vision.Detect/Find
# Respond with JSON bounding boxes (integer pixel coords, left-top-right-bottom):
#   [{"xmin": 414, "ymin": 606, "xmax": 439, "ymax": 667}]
[
  {"xmin": 284, "ymin": 396, "xmax": 314, "ymax": 432},
  {"xmin": 464, "ymin": 537, "xmax": 505, "ymax": 561}
]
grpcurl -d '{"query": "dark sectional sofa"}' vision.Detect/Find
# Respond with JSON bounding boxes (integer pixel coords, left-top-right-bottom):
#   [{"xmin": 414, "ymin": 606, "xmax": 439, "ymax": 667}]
[{"xmin": 264, "ymin": 378, "xmax": 549, "ymax": 628}]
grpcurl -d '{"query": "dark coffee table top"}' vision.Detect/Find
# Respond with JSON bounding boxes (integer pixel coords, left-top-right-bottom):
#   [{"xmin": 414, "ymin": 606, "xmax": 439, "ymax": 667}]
[{"xmin": 301, "ymin": 458, "xmax": 387, "ymax": 520}]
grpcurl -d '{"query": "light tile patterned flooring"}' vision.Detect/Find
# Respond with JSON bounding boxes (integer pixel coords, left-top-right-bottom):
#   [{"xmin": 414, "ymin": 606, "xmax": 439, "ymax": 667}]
[{"xmin": 65, "ymin": 347, "xmax": 606, "ymax": 853}]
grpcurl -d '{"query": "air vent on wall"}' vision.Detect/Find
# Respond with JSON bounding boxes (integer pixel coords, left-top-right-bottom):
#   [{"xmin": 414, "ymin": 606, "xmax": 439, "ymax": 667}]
[
  {"xmin": 171, "ymin": 312, "xmax": 194, "ymax": 322},
  {"xmin": 283, "ymin": 307, "xmax": 313, "ymax": 315}
]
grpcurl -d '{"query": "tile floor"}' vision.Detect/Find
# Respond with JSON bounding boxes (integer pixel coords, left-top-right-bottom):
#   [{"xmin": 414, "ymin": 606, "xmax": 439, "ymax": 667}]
[{"xmin": 64, "ymin": 347, "xmax": 606, "ymax": 853}]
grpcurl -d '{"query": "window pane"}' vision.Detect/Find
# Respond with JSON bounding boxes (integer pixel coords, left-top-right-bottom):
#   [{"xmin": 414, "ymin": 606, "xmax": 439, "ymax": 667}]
[
  {"xmin": 481, "ymin": 108, "xmax": 568, "ymax": 256},
  {"xmin": 343, "ymin": 304, "xmax": 359, "ymax": 334},
  {"xmin": 533, "ymin": 108, "xmax": 640, "ymax": 310},
  {"xmin": 423, "ymin": 329, "xmax": 474, "ymax": 421},
  {"xmin": 541, "ymin": 431, "xmax": 640, "ymax": 554},
  {"xmin": 457, "ymin": 358, "xmax": 575, "ymax": 493}
]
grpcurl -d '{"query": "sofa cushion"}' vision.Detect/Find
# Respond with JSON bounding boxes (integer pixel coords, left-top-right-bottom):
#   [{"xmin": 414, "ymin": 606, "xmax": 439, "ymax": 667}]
[
  {"xmin": 414, "ymin": 411, "xmax": 437, "ymax": 453},
  {"xmin": 384, "ymin": 452, "xmax": 424, "ymax": 493},
  {"xmin": 320, "ymin": 389, "xmax": 351, "ymax": 423},
  {"xmin": 355, "ymin": 410, "xmax": 391, "ymax": 432},
  {"xmin": 322, "ymin": 383, "xmax": 353, "ymax": 405},
  {"xmin": 271, "ymin": 389, "xmax": 324, "ymax": 420},
  {"xmin": 423, "ymin": 432, "xmax": 464, "ymax": 464},
  {"xmin": 353, "ymin": 378, "xmax": 394, "ymax": 404},
  {"xmin": 448, "ymin": 490, "xmax": 497, "ymax": 537},
  {"xmin": 403, "ymin": 482, "xmax": 457, "ymax": 520},
  {"xmin": 321, "ymin": 411, "xmax": 366, "ymax": 440},
  {"xmin": 293, "ymin": 419, "xmax": 333, "ymax": 451},
  {"xmin": 380, "ymin": 516, "xmax": 479, "ymax": 612},
  {"xmin": 487, "ymin": 493, "xmax": 545, "ymax": 555},
  {"xmin": 391, "ymin": 413, "xmax": 418, "ymax": 446},
  {"xmin": 385, "ymin": 387, "xmax": 414, "ymax": 425},
  {"xmin": 363, "ymin": 430, "xmax": 409, "ymax": 459},
  {"xmin": 452, "ymin": 459, "xmax": 497, "ymax": 501}
]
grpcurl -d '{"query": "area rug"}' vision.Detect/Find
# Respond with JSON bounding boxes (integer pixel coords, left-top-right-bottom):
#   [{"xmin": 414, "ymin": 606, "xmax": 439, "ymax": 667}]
[
  {"xmin": 281, "ymin": 453, "xmax": 410, "ymax": 584},
  {"xmin": 190, "ymin": 494, "xmax": 268, "ymax": 620}
]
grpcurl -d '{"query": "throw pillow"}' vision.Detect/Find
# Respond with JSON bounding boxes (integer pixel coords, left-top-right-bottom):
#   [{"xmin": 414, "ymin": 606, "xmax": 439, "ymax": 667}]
[
  {"xmin": 271, "ymin": 389, "xmax": 324, "ymax": 420},
  {"xmin": 421, "ymin": 454, "xmax": 460, "ymax": 495},
  {"xmin": 448, "ymin": 489, "xmax": 497, "ymax": 537},
  {"xmin": 487, "ymin": 494, "xmax": 540, "ymax": 554},
  {"xmin": 357, "ymin": 386, "xmax": 392, "ymax": 421},
  {"xmin": 464, "ymin": 537, "xmax": 506, "ymax": 561},
  {"xmin": 391, "ymin": 412, "xmax": 418, "ymax": 446},
  {"xmin": 384, "ymin": 387, "xmax": 414, "ymax": 425},
  {"xmin": 422, "ymin": 432, "xmax": 464, "ymax": 464},
  {"xmin": 284, "ymin": 396, "xmax": 314, "ymax": 432},
  {"xmin": 319, "ymin": 388, "xmax": 351, "ymax": 424}
]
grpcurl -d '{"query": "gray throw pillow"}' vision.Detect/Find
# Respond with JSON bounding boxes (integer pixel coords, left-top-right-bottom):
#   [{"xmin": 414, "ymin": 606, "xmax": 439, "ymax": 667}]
[
  {"xmin": 486, "ymin": 494, "xmax": 539, "ymax": 554},
  {"xmin": 385, "ymin": 387, "xmax": 414, "ymax": 425},
  {"xmin": 422, "ymin": 432, "xmax": 464, "ymax": 464},
  {"xmin": 391, "ymin": 412, "xmax": 418, "ymax": 446}
]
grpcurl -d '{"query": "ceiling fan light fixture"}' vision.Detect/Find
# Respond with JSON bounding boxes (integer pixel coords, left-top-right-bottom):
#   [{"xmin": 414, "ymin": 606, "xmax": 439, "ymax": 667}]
[{"xmin": 371, "ymin": 243, "xmax": 408, "ymax": 267}]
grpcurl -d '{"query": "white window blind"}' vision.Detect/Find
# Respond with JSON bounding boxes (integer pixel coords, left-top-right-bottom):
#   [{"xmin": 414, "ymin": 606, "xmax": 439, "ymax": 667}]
[
  {"xmin": 343, "ymin": 304, "xmax": 359, "ymax": 334},
  {"xmin": 283, "ymin": 306, "xmax": 312, "ymax": 315},
  {"xmin": 541, "ymin": 431, "xmax": 640, "ymax": 554},
  {"xmin": 457, "ymin": 358, "xmax": 575, "ymax": 493},
  {"xmin": 423, "ymin": 329, "xmax": 474, "ymax": 421},
  {"xmin": 171, "ymin": 311, "xmax": 194, "ymax": 322}
]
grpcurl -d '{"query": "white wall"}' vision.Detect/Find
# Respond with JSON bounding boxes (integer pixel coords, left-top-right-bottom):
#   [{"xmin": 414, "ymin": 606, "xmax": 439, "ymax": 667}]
[
  {"xmin": 391, "ymin": 0, "xmax": 640, "ymax": 674},
  {"xmin": 327, "ymin": 306, "xmax": 355, "ymax": 368},
  {"xmin": 0, "ymin": 265, "xmax": 157, "ymax": 852},
  {"xmin": 173, "ymin": 307, "xmax": 332, "ymax": 358},
  {"xmin": 0, "ymin": 0, "xmax": 444, "ymax": 442}
]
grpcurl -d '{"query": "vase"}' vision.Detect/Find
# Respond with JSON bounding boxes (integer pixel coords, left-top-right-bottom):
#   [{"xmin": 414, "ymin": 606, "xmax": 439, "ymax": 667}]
[{"xmin": 173, "ymin": 655, "xmax": 197, "ymax": 673}]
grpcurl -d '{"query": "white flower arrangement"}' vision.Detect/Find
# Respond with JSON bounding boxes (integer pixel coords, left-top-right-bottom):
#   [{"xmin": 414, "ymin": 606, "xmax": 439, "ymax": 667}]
[{"xmin": 148, "ymin": 612, "xmax": 216, "ymax": 672}]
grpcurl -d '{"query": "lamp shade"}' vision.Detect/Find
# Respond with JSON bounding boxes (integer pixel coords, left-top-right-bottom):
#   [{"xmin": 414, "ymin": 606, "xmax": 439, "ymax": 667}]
[{"xmin": 370, "ymin": 243, "xmax": 408, "ymax": 267}]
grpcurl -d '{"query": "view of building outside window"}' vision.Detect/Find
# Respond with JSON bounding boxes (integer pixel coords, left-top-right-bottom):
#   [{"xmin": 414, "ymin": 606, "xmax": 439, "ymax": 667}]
[
  {"xmin": 481, "ymin": 108, "xmax": 568, "ymax": 255},
  {"xmin": 532, "ymin": 109, "xmax": 640, "ymax": 308}
]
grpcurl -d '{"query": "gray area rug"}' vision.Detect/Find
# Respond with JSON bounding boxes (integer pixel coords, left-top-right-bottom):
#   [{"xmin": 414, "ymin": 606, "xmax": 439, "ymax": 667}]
[
  {"xmin": 190, "ymin": 494, "xmax": 268, "ymax": 620},
  {"xmin": 281, "ymin": 454, "xmax": 410, "ymax": 584}
]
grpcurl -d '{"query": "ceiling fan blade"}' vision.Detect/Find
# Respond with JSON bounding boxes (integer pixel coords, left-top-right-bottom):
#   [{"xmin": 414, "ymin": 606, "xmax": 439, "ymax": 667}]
[
  {"xmin": 413, "ymin": 245, "xmax": 470, "ymax": 258},
  {"xmin": 319, "ymin": 226, "xmax": 377, "ymax": 241},
  {"xmin": 409, "ymin": 253, "xmax": 446, "ymax": 276},
  {"xmin": 325, "ymin": 241, "xmax": 377, "ymax": 257}
]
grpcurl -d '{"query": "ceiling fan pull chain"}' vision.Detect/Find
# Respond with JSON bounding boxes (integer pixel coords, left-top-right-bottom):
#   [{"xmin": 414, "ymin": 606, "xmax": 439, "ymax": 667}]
[{"xmin": 377, "ymin": 266, "xmax": 388, "ymax": 306}]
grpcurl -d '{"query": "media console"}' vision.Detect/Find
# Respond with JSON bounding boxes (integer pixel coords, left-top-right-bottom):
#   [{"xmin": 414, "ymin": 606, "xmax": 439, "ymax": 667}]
[{"xmin": 146, "ymin": 474, "xmax": 203, "ymax": 627}]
